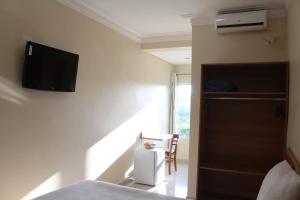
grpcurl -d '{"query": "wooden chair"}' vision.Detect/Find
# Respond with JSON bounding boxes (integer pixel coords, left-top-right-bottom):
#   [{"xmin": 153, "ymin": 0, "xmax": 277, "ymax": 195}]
[{"xmin": 165, "ymin": 133, "xmax": 179, "ymax": 175}]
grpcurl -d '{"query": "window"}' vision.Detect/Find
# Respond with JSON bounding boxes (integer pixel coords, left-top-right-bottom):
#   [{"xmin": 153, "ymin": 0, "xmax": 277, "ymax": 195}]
[{"xmin": 175, "ymin": 83, "xmax": 191, "ymax": 139}]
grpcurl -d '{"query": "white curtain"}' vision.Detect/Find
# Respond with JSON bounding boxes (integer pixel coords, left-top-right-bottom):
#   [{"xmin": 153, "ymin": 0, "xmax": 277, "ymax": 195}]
[
  {"xmin": 169, "ymin": 73, "xmax": 177, "ymax": 134},
  {"xmin": 169, "ymin": 73, "xmax": 192, "ymax": 135}
]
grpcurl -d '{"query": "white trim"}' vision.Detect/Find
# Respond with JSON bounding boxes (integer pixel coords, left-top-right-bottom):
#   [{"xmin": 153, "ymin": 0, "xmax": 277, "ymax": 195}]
[
  {"xmin": 56, "ymin": 0, "xmax": 193, "ymax": 44},
  {"xmin": 56, "ymin": 0, "xmax": 142, "ymax": 42},
  {"xmin": 143, "ymin": 46, "xmax": 191, "ymax": 53},
  {"xmin": 142, "ymin": 33, "xmax": 192, "ymax": 44}
]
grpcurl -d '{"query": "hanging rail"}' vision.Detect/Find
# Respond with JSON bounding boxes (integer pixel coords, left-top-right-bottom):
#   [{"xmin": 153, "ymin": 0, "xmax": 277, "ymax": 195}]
[{"xmin": 204, "ymin": 97, "xmax": 286, "ymax": 101}]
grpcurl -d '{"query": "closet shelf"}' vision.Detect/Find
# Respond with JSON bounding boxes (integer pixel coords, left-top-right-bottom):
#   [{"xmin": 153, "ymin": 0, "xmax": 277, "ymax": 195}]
[
  {"xmin": 200, "ymin": 165, "xmax": 266, "ymax": 177},
  {"xmin": 201, "ymin": 192, "xmax": 253, "ymax": 200},
  {"xmin": 202, "ymin": 92, "xmax": 286, "ymax": 98}
]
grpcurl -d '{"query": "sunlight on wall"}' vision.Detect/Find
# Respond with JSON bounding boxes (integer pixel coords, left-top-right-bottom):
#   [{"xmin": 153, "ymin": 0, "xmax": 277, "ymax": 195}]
[
  {"xmin": 20, "ymin": 172, "xmax": 61, "ymax": 200},
  {"xmin": 124, "ymin": 165, "xmax": 134, "ymax": 179},
  {"xmin": 0, "ymin": 77, "xmax": 28, "ymax": 105},
  {"xmin": 85, "ymin": 102, "xmax": 161, "ymax": 180}
]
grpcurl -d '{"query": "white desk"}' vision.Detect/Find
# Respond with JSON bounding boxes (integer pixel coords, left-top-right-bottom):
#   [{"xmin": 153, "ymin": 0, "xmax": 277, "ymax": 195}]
[
  {"xmin": 134, "ymin": 147, "xmax": 165, "ymax": 186},
  {"xmin": 140, "ymin": 134, "xmax": 172, "ymax": 141}
]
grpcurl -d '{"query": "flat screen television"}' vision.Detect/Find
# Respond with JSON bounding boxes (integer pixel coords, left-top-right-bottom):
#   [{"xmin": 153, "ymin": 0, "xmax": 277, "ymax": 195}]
[{"xmin": 22, "ymin": 42, "xmax": 79, "ymax": 92}]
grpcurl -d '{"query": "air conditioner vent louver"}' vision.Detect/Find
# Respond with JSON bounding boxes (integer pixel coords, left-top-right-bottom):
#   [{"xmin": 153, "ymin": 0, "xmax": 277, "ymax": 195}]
[
  {"xmin": 215, "ymin": 10, "xmax": 267, "ymax": 33},
  {"xmin": 217, "ymin": 22, "xmax": 265, "ymax": 28},
  {"xmin": 218, "ymin": 6, "xmax": 265, "ymax": 14}
]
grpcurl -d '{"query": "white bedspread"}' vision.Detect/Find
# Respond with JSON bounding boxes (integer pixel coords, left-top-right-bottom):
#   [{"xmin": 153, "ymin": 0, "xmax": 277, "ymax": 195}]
[{"xmin": 33, "ymin": 180, "xmax": 185, "ymax": 200}]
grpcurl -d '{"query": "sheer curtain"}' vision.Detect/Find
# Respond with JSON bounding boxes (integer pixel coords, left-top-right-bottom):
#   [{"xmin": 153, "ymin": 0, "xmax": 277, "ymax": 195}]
[
  {"xmin": 169, "ymin": 73, "xmax": 177, "ymax": 134},
  {"xmin": 169, "ymin": 73, "xmax": 192, "ymax": 135}
]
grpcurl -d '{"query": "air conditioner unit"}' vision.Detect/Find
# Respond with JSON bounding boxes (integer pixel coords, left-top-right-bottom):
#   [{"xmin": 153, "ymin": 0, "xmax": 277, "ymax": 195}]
[{"xmin": 215, "ymin": 10, "xmax": 267, "ymax": 33}]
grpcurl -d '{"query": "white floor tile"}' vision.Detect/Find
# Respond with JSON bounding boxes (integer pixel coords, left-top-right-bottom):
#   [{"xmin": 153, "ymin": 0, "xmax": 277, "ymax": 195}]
[{"xmin": 121, "ymin": 161, "xmax": 188, "ymax": 198}]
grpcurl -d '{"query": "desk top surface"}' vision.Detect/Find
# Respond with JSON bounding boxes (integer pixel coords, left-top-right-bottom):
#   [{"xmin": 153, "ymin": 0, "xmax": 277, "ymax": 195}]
[{"xmin": 141, "ymin": 134, "xmax": 172, "ymax": 141}]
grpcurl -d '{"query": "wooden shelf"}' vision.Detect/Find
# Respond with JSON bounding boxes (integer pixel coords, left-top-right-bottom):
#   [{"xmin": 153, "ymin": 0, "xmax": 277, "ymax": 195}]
[
  {"xmin": 201, "ymin": 192, "xmax": 253, "ymax": 200},
  {"xmin": 200, "ymin": 169, "xmax": 264, "ymax": 200},
  {"xmin": 200, "ymin": 165, "xmax": 266, "ymax": 177},
  {"xmin": 202, "ymin": 92, "xmax": 286, "ymax": 99}
]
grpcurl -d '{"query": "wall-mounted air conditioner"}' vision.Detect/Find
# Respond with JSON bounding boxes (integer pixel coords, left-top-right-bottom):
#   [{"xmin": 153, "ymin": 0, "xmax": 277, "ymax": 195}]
[{"xmin": 215, "ymin": 10, "xmax": 267, "ymax": 33}]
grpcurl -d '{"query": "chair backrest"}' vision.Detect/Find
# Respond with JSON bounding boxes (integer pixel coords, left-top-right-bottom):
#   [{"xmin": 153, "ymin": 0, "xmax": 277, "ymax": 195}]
[{"xmin": 169, "ymin": 133, "xmax": 179, "ymax": 153}]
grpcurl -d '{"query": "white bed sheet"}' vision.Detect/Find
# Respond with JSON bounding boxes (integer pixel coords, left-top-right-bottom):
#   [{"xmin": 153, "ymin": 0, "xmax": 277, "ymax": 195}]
[{"xmin": 33, "ymin": 180, "xmax": 185, "ymax": 200}]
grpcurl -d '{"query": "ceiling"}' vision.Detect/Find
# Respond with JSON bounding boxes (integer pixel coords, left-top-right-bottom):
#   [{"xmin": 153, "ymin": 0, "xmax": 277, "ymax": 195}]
[
  {"xmin": 58, "ymin": 0, "xmax": 287, "ymax": 43},
  {"xmin": 58, "ymin": 0, "xmax": 286, "ymax": 65},
  {"xmin": 148, "ymin": 48, "xmax": 192, "ymax": 65}
]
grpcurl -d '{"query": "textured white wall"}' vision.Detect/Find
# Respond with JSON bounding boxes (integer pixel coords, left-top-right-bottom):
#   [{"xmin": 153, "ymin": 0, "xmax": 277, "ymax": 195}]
[{"xmin": 0, "ymin": 1, "xmax": 173, "ymax": 199}]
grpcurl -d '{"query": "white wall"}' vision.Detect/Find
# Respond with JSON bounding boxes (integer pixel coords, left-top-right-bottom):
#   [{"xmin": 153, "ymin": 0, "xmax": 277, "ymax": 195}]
[
  {"xmin": 188, "ymin": 19, "xmax": 288, "ymax": 199},
  {"xmin": 0, "ymin": 1, "xmax": 173, "ymax": 200},
  {"xmin": 287, "ymin": 0, "xmax": 300, "ymax": 161}
]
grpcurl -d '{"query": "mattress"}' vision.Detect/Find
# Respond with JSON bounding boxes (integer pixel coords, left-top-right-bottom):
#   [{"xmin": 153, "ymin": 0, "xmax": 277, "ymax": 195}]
[{"xmin": 33, "ymin": 180, "xmax": 185, "ymax": 200}]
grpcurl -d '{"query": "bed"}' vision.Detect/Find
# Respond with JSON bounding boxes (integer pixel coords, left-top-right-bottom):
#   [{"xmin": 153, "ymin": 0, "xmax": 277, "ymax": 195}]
[
  {"xmin": 32, "ymin": 149, "xmax": 299, "ymax": 200},
  {"xmin": 33, "ymin": 180, "xmax": 185, "ymax": 200},
  {"xmin": 256, "ymin": 148, "xmax": 300, "ymax": 200}
]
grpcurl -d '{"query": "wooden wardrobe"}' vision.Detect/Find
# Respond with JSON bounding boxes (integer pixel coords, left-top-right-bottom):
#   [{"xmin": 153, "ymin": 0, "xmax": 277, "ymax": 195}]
[{"xmin": 197, "ymin": 62, "xmax": 289, "ymax": 200}]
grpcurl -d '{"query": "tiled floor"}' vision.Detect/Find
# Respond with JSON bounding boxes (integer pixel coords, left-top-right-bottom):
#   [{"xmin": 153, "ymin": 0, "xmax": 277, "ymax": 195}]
[{"xmin": 121, "ymin": 161, "xmax": 188, "ymax": 198}]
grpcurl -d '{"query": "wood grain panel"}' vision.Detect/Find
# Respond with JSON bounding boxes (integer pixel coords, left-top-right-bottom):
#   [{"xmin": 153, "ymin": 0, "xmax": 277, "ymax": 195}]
[
  {"xmin": 203, "ymin": 99, "xmax": 285, "ymax": 172},
  {"xmin": 197, "ymin": 62, "xmax": 289, "ymax": 200}
]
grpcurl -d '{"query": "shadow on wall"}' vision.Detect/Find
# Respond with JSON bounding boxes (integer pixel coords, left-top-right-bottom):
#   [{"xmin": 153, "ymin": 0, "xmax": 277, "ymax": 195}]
[
  {"xmin": 14, "ymin": 102, "xmax": 161, "ymax": 200},
  {"xmin": 98, "ymin": 146, "xmax": 136, "ymax": 183}
]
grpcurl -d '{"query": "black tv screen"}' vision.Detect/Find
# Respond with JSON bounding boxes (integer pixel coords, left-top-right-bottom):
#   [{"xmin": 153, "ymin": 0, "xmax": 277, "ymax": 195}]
[{"xmin": 22, "ymin": 42, "xmax": 79, "ymax": 92}]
